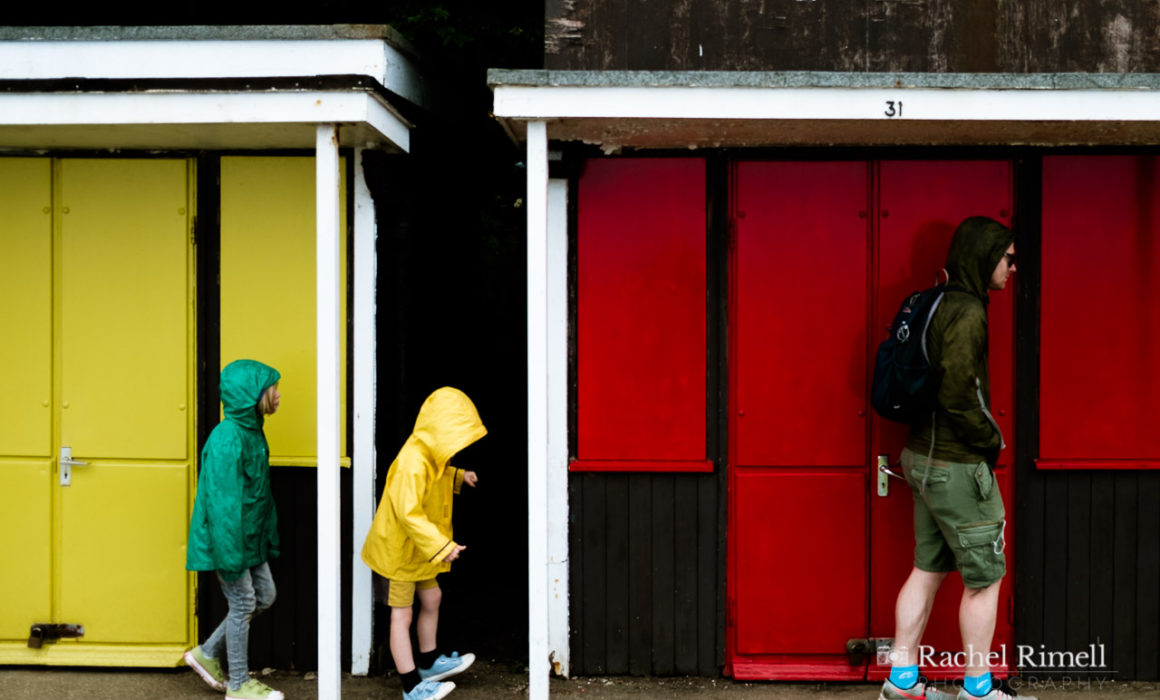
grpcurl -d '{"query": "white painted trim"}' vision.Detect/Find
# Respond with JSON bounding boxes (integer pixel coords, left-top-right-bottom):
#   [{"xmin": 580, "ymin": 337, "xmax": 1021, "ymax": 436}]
[
  {"xmin": 350, "ymin": 148, "xmax": 377, "ymax": 677},
  {"xmin": 0, "ymin": 92, "xmax": 410, "ymax": 152},
  {"xmin": 0, "ymin": 39, "xmax": 424, "ymax": 103},
  {"xmin": 493, "ymin": 84, "xmax": 1160, "ymax": 122},
  {"xmin": 316, "ymin": 124, "xmax": 343, "ymax": 700},
  {"xmin": 526, "ymin": 120, "xmax": 551, "ymax": 700},
  {"xmin": 546, "ymin": 178, "xmax": 570, "ymax": 679}
]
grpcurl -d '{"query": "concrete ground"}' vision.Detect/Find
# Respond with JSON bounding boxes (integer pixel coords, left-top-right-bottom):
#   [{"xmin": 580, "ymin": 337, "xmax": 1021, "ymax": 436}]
[{"xmin": 2, "ymin": 662, "xmax": 1157, "ymax": 699}]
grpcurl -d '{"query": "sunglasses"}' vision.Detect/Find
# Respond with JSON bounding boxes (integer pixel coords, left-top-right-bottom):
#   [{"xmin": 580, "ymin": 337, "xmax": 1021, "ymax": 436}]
[{"xmin": 1004, "ymin": 252, "xmax": 1016, "ymax": 266}]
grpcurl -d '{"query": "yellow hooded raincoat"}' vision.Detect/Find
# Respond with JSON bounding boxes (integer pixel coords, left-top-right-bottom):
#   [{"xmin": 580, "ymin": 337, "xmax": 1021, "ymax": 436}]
[{"xmin": 362, "ymin": 387, "xmax": 487, "ymax": 581}]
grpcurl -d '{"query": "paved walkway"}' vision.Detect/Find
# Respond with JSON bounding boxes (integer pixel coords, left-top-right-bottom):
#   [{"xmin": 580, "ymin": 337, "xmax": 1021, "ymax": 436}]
[{"xmin": 2, "ymin": 662, "xmax": 1156, "ymax": 699}]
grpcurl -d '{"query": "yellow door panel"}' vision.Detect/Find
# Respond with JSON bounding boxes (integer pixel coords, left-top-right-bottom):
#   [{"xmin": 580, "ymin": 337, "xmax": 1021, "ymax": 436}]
[
  {"xmin": 59, "ymin": 463, "xmax": 189, "ymax": 644},
  {"xmin": 0, "ymin": 459, "xmax": 52, "ymax": 641},
  {"xmin": 220, "ymin": 156, "xmax": 348, "ymax": 465},
  {"xmin": 0, "ymin": 159, "xmax": 52, "ymax": 457},
  {"xmin": 59, "ymin": 160, "xmax": 190, "ymax": 461}
]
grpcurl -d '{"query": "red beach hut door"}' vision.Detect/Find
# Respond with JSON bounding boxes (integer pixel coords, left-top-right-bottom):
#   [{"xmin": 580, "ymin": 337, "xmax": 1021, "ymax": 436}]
[{"xmin": 727, "ymin": 160, "xmax": 1015, "ymax": 681}]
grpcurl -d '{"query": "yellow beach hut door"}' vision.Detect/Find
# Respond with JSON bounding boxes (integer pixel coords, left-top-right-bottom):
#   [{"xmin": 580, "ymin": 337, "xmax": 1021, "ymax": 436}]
[{"xmin": 0, "ymin": 158, "xmax": 196, "ymax": 665}]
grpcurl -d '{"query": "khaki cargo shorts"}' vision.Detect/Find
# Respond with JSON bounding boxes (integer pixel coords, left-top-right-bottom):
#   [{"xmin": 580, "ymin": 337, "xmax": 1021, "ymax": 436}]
[
  {"xmin": 901, "ymin": 447, "xmax": 1007, "ymax": 589},
  {"xmin": 388, "ymin": 578, "xmax": 439, "ymax": 608}
]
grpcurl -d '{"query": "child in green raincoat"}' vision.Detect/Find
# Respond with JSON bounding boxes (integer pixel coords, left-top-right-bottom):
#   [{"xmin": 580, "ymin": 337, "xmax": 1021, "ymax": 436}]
[
  {"xmin": 363, "ymin": 387, "xmax": 486, "ymax": 700},
  {"xmin": 184, "ymin": 359, "xmax": 285, "ymax": 700}
]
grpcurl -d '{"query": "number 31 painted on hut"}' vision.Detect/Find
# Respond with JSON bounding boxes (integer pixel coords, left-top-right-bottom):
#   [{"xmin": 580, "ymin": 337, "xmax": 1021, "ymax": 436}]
[{"xmin": 884, "ymin": 101, "xmax": 903, "ymax": 117}]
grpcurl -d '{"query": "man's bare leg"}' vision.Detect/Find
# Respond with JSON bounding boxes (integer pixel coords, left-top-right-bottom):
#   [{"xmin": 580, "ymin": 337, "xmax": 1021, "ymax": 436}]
[
  {"xmin": 960, "ymin": 580, "xmax": 1001, "ymax": 677},
  {"xmin": 892, "ymin": 568, "xmax": 949, "ymax": 667}
]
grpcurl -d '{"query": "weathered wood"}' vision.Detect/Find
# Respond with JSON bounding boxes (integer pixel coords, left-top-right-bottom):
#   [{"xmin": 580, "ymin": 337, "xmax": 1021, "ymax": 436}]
[
  {"xmin": 605, "ymin": 474, "xmax": 630, "ymax": 674},
  {"xmin": 546, "ymin": 0, "xmax": 1160, "ymax": 72},
  {"xmin": 581, "ymin": 474, "xmax": 607, "ymax": 673},
  {"xmin": 1113, "ymin": 474, "xmax": 1138, "ymax": 680},
  {"xmin": 626, "ymin": 475, "xmax": 654, "ymax": 675},
  {"xmin": 650, "ymin": 475, "xmax": 677, "ymax": 675},
  {"xmin": 1136, "ymin": 473, "xmax": 1160, "ymax": 680},
  {"xmin": 1089, "ymin": 474, "xmax": 1116, "ymax": 679}
]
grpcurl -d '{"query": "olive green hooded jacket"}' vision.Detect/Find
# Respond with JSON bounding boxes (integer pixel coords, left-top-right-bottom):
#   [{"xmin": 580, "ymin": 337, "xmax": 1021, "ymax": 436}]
[
  {"xmin": 362, "ymin": 387, "xmax": 486, "ymax": 582},
  {"xmin": 186, "ymin": 360, "xmax": 281, "ymax": 581},
  {"xmin": 906, "ymin": 216, "xmax": 1014, "ymax": 467}
]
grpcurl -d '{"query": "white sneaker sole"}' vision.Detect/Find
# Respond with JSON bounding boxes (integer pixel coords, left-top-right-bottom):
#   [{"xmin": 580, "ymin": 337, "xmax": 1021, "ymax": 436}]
[
  {"xmin": 183, "ymin": 650, "xmax": 227, "ymax": 692},
  {"xmin": 421, "ymin": 653, "xmax": 475, "ymax": 682},
  {"xmin": 226, "ymin": 689, "xmax": 285, "ymax": 700},
  {"xmin": 405, "ymin": 680, "xmax": 455, "ymax": 700}
]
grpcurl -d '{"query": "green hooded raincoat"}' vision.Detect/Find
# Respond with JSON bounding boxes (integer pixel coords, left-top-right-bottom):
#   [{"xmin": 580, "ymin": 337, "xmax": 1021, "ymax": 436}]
[
  {"xmin": 362, "ymin": 387, "xmax": 487, "ymax": 582},
  {"xmin": 906, "ymin": 216, "xmax": 1014, "ymax": 468},
  {"xmin": 186, "ymin": 360, "xmax": 282, "ymax": 581}
]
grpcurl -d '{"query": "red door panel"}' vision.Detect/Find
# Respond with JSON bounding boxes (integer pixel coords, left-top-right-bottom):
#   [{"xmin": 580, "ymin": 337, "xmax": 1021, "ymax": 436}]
[
  {"xmin": 575, "ymin": 158, "xmax": 707, "ymax": 466},
  {"xmin": 735, "ymin": 161, "xmax": 869, "ymax": 468},
  {"xmin": 735, "ymin": 470, "xmax": 867, "ymax": 654},
  {"xmin": 1041, "ymin": 156, "xmax": 1160, "ymax": 466},
  {"xmin": 869, "ymin": 160, "xmax": 1014, "ymax": 679}
]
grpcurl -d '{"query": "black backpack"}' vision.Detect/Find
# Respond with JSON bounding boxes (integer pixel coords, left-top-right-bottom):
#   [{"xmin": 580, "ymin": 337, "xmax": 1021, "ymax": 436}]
[{"xmin": 871, "ymin": 284, "xmax": 949, "ymax": 423}]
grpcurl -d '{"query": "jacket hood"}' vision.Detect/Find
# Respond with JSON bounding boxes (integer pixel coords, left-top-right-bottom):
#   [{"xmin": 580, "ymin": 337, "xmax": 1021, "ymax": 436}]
[
  {"xmin": 220, "ymin": 359, "xmax": 281, "ymax": 430},
  {"xmin": 412, "ymin": 387, "xmax": 487, "ymax": 468},
  {"xmin": 945, "ymin": 216, "xmax": 1014, "ymax": 301}
]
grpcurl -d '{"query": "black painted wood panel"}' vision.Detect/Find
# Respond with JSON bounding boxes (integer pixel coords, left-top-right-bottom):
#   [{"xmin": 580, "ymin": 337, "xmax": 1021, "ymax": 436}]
[{"xmin": 569, "ymin": 472, "xmax": 721, "ymax": 676}]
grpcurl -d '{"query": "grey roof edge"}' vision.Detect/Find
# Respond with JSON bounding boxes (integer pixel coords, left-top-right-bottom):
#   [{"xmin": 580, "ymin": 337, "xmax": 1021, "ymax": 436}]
[
  {"xmin": 0, "ymin": 25, "xmax": 419, "ymax": 55},
  {"xmin": 488, "ymin": 69, "xmax": 1160, "ymax": 90}
]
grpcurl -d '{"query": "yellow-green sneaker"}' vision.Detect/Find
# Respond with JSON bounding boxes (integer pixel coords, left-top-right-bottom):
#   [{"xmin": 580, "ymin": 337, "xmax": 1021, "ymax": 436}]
[
  {"xmin": 226, "ymin": 678, "xmax": 285, "ymax": 700},
  {"xmin": 183, "ymin": 646, "xmax": 226, "ymax": 692}
]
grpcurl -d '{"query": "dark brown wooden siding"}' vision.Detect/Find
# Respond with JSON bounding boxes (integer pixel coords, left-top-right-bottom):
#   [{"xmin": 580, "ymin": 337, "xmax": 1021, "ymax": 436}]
[
  {"xmin": 569, "ymin": 472, "xmax": 723, "ymax": 676},
  {"xmin": 546, "ymin": 0, "xmax": 1160, "ymax": 72}
]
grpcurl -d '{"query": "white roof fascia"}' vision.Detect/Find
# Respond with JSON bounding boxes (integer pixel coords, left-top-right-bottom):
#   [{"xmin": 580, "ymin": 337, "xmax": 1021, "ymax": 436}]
[
  {"xmin": 0, "ymin": 90, "xmax": 410, "ymax": 152},
  {"xmin": 0, "ymin": 39, "xmax": 426, "ymax": 107},
  {"xmin": 492, "ymin": 84, "xmax": 1160, "ymax": 122}
]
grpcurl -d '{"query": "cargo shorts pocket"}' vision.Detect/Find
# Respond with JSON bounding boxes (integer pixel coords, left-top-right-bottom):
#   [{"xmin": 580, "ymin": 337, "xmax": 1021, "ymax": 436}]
[
  {"xmin": 972, "ymin": 462, "xmax": 994, "ymax": 500},
  {"xmin": 955, "ymin": 520, "xmax": 1006, "ymax": 588}
]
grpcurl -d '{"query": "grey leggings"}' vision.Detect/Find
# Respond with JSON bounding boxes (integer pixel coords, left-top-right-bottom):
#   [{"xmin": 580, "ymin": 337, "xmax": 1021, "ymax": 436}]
[{"xmin": 202, "ymin": 562, "xmax": 277, "ymax": 690}]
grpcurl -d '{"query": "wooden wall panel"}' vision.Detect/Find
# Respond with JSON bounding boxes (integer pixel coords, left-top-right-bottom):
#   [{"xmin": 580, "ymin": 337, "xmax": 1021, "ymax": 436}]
[
  {"xmin": 570, "ymin": 472, "xmax": 721, "ymax": 676},
  {"xmin": 547, "ymin": 0, "xmax": 1160, "ymax": 72}
]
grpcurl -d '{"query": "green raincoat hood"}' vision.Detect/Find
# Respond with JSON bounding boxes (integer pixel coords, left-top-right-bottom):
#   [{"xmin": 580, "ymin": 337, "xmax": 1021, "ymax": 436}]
[
  {"xmin": 945, "ymin": 216, "xmax": 1015, "ymax": 302},
  {"xmin": 220, "ymin": 359, "xmax": 281, "ymax": 430}
]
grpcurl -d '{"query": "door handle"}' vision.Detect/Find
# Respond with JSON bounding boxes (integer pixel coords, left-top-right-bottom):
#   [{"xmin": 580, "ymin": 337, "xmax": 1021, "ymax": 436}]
[
  {"xmin": 877, "ymin": 454, "xmax": 903, "ymax": 497},
  {"xmin": 60, "ymin": 446, "xmax": 89, "ymax": 487}
]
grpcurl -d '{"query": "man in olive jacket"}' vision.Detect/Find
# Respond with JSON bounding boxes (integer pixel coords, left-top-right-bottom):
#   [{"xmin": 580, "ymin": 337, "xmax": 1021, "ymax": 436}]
[{"xmin": 880, "ymin": 218, "xmax": 1031, "ymax": 700}]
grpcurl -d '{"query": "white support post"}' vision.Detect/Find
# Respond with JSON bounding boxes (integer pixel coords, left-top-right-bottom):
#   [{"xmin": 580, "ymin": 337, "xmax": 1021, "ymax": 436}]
[
  {"xmin": 351, "ymin": 147, "xmax": 378, "ymax": 676},
  {"xmin": 526, "ymin": 120, "xmax": 551, "ymax": 700},
  {"xmin": 546, "ymin": 177, "xmax": 570, "ymax": 677},
  {"xmin": 316, "ymin": 123, "xmax": 342, "ymax": 700}
]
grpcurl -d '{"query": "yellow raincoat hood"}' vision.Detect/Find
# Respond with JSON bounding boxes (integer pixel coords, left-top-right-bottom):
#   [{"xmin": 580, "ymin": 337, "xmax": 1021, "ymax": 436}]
[{"xmin": 361, "ymin": 387, "xmax": 486, "ymax": 581}]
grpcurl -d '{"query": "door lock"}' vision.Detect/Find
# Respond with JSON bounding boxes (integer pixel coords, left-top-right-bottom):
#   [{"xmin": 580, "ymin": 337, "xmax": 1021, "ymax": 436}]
[
  {"xmin": 60, "ymin": 446, "xmax": 89, "ymax": 487},
  {"xmin": 28, "ymin": 623, "xmax": 85, "ymax": 649}
]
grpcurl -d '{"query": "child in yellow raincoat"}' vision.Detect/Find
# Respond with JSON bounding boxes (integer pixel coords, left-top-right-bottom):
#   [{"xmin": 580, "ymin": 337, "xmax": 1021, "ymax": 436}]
[{"xmin": 362, "ymin": 387, "xmax": 486, "ymax": 700}]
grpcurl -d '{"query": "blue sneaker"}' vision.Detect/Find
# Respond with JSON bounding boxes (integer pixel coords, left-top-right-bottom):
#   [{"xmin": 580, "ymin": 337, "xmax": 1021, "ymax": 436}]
[
  {"xmin": 418, "ymin": 651, "xmax": 475, "ymax": 682},
  {"xmin": 403, "ymin": 679, "xmax": 455, "ymax": 700}
]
